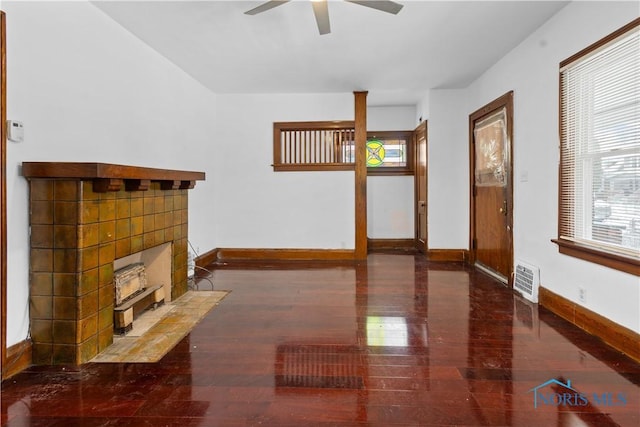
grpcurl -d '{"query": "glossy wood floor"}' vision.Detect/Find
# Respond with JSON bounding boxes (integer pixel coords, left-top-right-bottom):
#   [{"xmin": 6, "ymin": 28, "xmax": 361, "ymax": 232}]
[{"xmin": 2, "ymin": 254, "xmax": 639, "ymax": 426}]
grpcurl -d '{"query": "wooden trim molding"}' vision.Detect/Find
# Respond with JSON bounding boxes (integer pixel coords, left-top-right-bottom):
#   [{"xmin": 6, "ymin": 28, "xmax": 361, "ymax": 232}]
[
  {"xmin": 539, "ymin": 286, "xmax": 640, "ymax": 363},
  {"xmin": 413, "ymin": 121, "xmax": 428, "ymax": 254},
  {"xmin": 22, "ymin": 162, "xmax": 204, "ymax": 193},
  {"xmin": 552, "ymin": 238, "xmax": 639, "ymax": 276},
  {"xmin": 3, "ymin": 340, "xmax": 32, "ymax": 380},
  {"xmin": 560, "ymin": 17, "xmax": 640, "ymax": 69},
  {"xmin": 427, "ymin": 249, "xmax": 469, "ymax": 262},
  {"xmin": 274, "ymin": 120, "xmax": 356, "ymax": 130},
  {"xmin": 274, "ymin": 163, "xmax": 354, "ymax": 172},
  {"xmin": 22, "ymin": 162, "xmax": 205, "ymax": 184},
  {"xmin": 367, "ymin": 239, "xmax": 416, "ymax": 253},
  {"xmin": 1, "ymin": 10, "xmax": 7, "ymax": 380},
  {"xmin": 215, "ymin": 248, "xmax": 355, "ymax": 263},
  {"xmin": 194, "ymin": 248, "xmax": 219, "ymax": 270},
  {"xmin": 22, "ymin": 162, "xmax": 205, "ymax": 181},
  {"xmin": 354, "ymin": 91, "xmax": 368, "ymax": 261}
]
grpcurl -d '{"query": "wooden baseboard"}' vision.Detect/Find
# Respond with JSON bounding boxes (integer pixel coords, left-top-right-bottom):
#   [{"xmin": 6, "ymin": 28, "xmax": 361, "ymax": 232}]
[
  {"xmin": 427, "ymin": 249, "xmax": 469, "ymax": 262},
  {"xmin": 206, "ymin": 246, "xmax": 470, "ymax": 263},
  {"xmin": 367, "ymin": 238, "xmax": 416, "ymax": 253},
  {"xmin": 539, "ymin": 287, "xmax": 640, "ymax": 363},
  {"xmin": 2, "ymin": 339, "xmax": 32, "ymax": 380},
  {"xmin": 194, "ymin": 248, "xmax": 218, "ymax": 269},
  {"xmin": 215, "ymin": 248, "xmax": 356, "ymax": 263}
]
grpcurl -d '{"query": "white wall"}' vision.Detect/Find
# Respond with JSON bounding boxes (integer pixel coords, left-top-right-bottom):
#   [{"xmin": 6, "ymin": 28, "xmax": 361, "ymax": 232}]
[
  {"xmin": 463, "ymin": 1, "xmax": 639, "ymax": 333},
  {"xmin": 3, "ymin": 1, "xmax": 218, "ymax": 346},
  {"xmin": 213, "ymin": 93, "xmax": 355, "ymax": 249},
  {"xmin": 368, "ymin": 105, "xmax": 416, "ymax": 131},
  {"xmin": 427, "ymin": 89, "xmax": 470, "ymax": 249},
  {"xmin": 415, "ymin": 91, "xmax": 429, "ymax": 125},
  {"xmin": 212, "ymin": 99, "xmax": 418, "ymax": 247},
  {"xmin": 367, "ymin": 105, "xmax": 416, "ymax": 239}
]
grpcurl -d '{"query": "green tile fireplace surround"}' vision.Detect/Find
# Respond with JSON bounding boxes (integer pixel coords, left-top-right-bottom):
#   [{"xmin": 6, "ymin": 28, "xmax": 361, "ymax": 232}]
[{"xmin": 22, "ymin": 162, "xmax": 205, "ymax": 365}]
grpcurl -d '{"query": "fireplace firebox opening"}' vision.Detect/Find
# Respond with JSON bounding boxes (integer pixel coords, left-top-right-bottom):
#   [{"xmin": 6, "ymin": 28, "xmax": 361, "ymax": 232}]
[{"xmin": 113, "ymin": 243, "xmax": 171, "ymax": 334}]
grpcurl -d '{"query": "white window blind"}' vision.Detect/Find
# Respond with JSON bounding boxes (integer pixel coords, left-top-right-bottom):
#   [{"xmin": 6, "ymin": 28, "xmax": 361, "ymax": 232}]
[{"xmin": 559, "ymin": 23, "xmax": 640, "ymax": 260}]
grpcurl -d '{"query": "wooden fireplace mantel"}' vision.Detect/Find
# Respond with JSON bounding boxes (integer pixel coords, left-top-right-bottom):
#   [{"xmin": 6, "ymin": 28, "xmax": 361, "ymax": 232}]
[
  {"xmin": 22, "ymin": 162, "xmax": 205, "ymax": 192},
  {"xmin": 24, "ymin": 161, "xmax": 201, "ymax": 364}
]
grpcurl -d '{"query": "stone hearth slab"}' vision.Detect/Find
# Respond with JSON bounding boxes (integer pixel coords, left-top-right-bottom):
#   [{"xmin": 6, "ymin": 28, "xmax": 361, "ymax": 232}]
[{"xmin": 90, "ymin": 290, "xmax": 229, "ymax": 363}]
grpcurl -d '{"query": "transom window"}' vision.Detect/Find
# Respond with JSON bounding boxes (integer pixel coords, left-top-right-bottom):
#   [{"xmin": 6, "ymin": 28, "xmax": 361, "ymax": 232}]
[
  {"xmin": 555, "ymin": 18, "xmax": 640, "ymax": 275},
  {"xmin": 345, "ymin": 131, "xmax": 413, "ymax": 175}
]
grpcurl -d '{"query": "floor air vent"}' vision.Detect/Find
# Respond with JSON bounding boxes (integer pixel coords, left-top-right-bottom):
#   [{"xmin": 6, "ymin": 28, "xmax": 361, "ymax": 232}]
[{"xmin": 514, "ymin": 260, "xmax": 540, "ymax": 303}]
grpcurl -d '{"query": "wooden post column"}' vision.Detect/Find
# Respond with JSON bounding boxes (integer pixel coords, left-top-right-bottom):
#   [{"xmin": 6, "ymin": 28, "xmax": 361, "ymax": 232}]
[{"xmin": 354, "ymin": 91, "xmax": 368, "ymax": 261}]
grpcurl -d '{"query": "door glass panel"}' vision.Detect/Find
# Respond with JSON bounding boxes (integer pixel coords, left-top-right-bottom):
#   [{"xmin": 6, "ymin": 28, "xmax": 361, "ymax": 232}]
[{"xmin": 474, "ymin": 108, "xmax": 508, "ymax": 187}]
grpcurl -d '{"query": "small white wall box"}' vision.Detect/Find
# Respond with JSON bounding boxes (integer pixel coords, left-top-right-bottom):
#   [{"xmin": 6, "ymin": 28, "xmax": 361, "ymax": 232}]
[{"xmin": 7, "ymin": 120, "xmax": 24, "ymax": 143}]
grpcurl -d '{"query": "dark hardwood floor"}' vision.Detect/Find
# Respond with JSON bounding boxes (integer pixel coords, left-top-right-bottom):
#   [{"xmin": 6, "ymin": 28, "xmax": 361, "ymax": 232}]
[{"xmin": 2, "ymin": 254, "xmax": 639, "ymax": 426}]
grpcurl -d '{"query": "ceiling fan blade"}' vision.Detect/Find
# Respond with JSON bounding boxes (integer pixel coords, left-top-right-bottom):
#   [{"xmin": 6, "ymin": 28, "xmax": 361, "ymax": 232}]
[
  {"xmin": 244, "ymin": 0, "xmax": 291, "ymax": 15},
  {"xmin": 311, "ymin": 0, "xmax": 331, "ymax": 35},
  {"xmin": 345, "ymin": 0, "xmax": 403, "ymax": 15}
]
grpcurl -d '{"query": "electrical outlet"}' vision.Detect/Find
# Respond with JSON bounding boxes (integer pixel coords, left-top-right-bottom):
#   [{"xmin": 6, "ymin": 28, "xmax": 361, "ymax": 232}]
[{"xmin": 578, "ymin": 287, "xmax": 586, "ymax": 303}]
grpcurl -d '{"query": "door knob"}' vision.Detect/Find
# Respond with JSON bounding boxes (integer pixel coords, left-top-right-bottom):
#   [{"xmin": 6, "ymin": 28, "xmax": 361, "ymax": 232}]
[{"xmin": 500, "ymin": 200, "xmax": 508, "ymax": 216}]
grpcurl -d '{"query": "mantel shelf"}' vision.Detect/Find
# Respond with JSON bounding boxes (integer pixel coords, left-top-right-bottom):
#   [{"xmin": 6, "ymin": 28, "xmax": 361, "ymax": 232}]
[
  {"xmin": 22, "ymin": 162, "xmax": 205, "ymax": 192},
  {"xmin": 22, "ymin": 162, "xmax": 205, "ymax": 181}
]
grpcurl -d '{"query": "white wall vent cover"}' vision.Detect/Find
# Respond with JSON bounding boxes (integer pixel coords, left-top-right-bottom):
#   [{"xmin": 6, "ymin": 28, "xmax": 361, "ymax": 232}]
[{"xmin": 514, "ymin": 260, "xmax": 540, "ymax": 303}]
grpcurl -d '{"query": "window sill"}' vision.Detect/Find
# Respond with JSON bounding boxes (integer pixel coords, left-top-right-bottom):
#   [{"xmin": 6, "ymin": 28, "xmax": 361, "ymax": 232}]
[
  {"xmin": 367, "ymin": 168, "xmax": 414, "ymax": 176},
  {"xmin": 273, "ymin": 163, "xmax": 354, "ymax": 172},
  {"xmin": 552, "ymin": 238, "xmax": 640, "ymax": 276}
]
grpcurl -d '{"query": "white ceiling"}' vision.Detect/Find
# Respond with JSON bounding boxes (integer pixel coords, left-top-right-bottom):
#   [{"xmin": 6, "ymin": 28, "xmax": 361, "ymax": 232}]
[{"xmin": 92, "ymin": 0, "xmax": 569, "ymax": 106}]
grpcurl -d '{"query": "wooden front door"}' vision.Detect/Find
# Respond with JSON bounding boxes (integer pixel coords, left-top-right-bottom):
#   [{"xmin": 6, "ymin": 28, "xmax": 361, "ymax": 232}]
[
  {"xmin": 470, "ymin": 92, "xmax": 513, "ymax": 283},
  {"xmin": 414, "ymin": 121, "xmax": 428, "ymax": 253}
]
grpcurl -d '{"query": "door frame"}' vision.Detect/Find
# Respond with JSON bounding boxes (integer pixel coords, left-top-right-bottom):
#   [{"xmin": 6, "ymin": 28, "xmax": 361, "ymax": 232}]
[
  {"xmin": 1, "ymin": 10, "xmax": 8, "ymax": 377},
  {"xmin": 414, "ymin": 121, "xmax": 428, "ymax": 254},
  {"xmin": 468, "ymin": 91, "xmax": 514, "ymax": 284}
]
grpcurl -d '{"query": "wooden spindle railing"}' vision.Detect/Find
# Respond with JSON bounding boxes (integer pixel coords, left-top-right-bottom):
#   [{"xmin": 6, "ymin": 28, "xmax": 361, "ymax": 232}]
[{"xmin": 273, "ymin": 121, "xmax": 355, "ymax": 171}]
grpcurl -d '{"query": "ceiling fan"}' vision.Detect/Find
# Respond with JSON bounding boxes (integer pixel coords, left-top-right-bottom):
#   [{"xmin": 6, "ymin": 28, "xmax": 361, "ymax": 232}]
[{"xmin": 244, "ymin": 0, "xmax": 404, "ymax": 35}]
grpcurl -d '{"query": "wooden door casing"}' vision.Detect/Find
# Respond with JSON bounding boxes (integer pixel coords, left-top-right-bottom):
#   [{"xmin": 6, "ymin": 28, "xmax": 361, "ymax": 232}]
[
  {"xmin": 469, "ymin": 92, "xmax": 514, "ymax": 284},
  {"xmin": 1, "ymin": 10, "xmax": 7, "ymax": 377},
  {"xmin": 414, "ymin": 121, "xmax": 427, "ymax": 253}
]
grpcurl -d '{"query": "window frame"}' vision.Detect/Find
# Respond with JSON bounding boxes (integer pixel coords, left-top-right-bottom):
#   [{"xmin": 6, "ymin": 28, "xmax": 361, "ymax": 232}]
[
  {"xmin": 272, "ymin": 121, "xmax": 355, "ymax": 172},
  {"xmin": 365, "ymin": 130, "xmax": 414, "ymax": 176},
  {"xmin": 553, "ymin": 18, "xmax": 640, "ymax": 276}
]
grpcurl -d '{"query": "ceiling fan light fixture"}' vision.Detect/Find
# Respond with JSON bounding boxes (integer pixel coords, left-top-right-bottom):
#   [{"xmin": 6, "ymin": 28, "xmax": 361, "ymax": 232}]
[
  {"xmin": 245, "ymin": 0, "xmax": 403, "ymax": 35},
  {"xmin": 311, "ymin": 0, "xmax": 331, "ymax": 35}
]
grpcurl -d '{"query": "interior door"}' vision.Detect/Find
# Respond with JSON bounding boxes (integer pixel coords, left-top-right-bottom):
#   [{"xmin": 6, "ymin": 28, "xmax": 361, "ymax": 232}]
[
  {"xmin": 414, "ymin": 121, "xmax": 427, "ymax": 253},
  {"xmin": 470, "ymin": 92, "xmax": 513, "ymax": 283}
]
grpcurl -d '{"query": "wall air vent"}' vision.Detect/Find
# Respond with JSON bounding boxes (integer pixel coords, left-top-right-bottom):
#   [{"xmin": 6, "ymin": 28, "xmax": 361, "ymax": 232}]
[{"xmin": 514, "ymin": 260, "xmax": 540, "ymax": 303}]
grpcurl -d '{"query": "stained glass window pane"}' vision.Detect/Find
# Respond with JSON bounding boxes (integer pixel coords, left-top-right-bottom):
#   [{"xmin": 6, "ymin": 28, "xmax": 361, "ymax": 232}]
[{"xmin": 366, "ymin": 138, "xmax": 408, "ymax": 168}]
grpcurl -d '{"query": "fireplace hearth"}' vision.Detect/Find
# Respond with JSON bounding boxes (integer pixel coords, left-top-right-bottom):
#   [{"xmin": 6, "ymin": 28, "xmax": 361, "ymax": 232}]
[{"xmin": 23, "ymin": 162, "xmax": 205, "ymax": 365}]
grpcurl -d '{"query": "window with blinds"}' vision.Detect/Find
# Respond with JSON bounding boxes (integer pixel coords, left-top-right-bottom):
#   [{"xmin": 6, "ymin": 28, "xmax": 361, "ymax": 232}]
[{"xmin": 556, "ymin": 18, "xmax": 640, "ymax": 275}]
